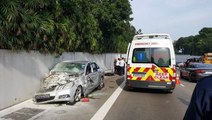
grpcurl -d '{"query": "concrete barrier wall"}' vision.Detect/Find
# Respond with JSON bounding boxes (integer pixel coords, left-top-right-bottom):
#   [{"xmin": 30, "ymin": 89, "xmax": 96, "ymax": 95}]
[
  {"xmin": 0, "ymin": 50, "xmax": 124, "ymax": 110},
  {"xmin": 61, "ymin": 52, "xmax": 125, "ymax": 71},
  {"xmin": 0, "ymin": 50, "xmax": 55, "ymax": 110}
]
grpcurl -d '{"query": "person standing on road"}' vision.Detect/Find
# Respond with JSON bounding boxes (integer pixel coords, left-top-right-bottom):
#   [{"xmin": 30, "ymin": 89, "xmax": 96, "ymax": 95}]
[
  {"xmin": 183, "ymin": 75, "xmax": 212, "ymax": 120},
  {"xmin": 114, "ymin": 58, "xmax": 117, "ymax": 74},
  {"xmin": 116, "ymin": 58, "xmax": 121, "ymax": 75},
  {"xmin": 119, "ymin": 57, "xmax": 125, "ymax": 75}
]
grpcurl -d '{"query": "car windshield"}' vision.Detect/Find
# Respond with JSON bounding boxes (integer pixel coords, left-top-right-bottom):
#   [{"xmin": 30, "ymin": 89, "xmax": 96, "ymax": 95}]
[{"xmin": 51, "ymin": 62, "xmax": 85, "ymax": 75}]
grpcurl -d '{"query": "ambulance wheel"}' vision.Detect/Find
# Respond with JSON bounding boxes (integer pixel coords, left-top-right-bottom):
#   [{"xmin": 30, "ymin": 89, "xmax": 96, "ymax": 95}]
[
  {"xmin": 125, "ymin": 85, "xmax": 133, "ymax": 91},
  {"xmin": 166, "ymin": 89, "xmax": 173, "ymax": 94}
]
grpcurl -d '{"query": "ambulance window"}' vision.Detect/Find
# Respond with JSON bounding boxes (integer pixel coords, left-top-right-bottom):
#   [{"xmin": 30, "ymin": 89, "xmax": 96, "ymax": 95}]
[
  {"xmin": 132, "ymin": 48, "xmax": 150, "ymax": 63},
  {"xmin": 151, "ymin": 48, "xmax": 170, "ymax": 67}
]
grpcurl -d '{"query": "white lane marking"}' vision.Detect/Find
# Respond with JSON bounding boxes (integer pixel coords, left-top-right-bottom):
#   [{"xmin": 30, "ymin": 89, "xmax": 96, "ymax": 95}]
[
  {"xmin": 29, "ymin": 109, "xmax": 49, "ymax": 120},
  {"xmin": 91, "ymin": 81, "xmax": 125, "ymax": 120},
  {"xmin": 180, "ymin": 84, "xmax": 185, "ymax": 87}
]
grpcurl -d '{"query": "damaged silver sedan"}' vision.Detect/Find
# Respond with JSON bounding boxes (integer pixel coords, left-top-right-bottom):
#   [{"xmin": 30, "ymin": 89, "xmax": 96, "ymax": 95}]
[{"xmin": 33, "ymin": 61, "xmax": 104, "ymax": 105}]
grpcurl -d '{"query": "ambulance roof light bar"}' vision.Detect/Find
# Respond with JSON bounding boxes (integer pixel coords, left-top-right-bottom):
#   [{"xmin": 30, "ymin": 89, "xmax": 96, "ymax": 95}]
[{"xmin": 133, "ymin": 34, "xmax": 171, "ymax": 40}]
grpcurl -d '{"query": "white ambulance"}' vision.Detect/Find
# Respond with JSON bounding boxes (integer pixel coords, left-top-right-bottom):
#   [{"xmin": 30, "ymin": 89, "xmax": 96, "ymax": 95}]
[{"xmin": 126, "ymin": 34, "xmax": 176, "ymax": 93}]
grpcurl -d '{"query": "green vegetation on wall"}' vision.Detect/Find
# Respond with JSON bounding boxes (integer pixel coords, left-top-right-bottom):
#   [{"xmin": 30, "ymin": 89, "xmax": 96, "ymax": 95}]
[{"xmin": 0, "ymin": 0, "xmax": 136, "ymax": 54}]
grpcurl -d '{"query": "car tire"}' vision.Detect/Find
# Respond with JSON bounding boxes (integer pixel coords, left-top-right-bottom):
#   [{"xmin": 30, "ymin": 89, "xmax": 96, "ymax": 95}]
[
  {"xmin": 97, "ymin": 77, "xmax": 104, "ymax": 90},
  {"xmin": 67, "ymin": 86, "xmax": 82, "ymax": 105},
  {"xmin": 188, "ymin": 74, "xmax": 193, "ymax": 82},
  {"xmin": 180, "ymin": 71, "xmax": 183, "ymax": 79}
]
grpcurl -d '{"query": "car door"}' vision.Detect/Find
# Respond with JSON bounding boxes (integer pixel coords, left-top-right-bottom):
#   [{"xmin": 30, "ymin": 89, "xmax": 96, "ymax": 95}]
[
  {"xmin": 186, "ymin": 64, "xmax": 195, "ymax": 79},
  {"xmin": 181, "ymin": 63, "xmax": 191, "ymax": 78},
  {"xmin": 84, "ymin": 63, "xmax": 93, "ymax": 94},
  {"xmin": 85, "ymin": 63, "xmax": 99, "ymax": 94},
  {"xmin": 90, "ymin": 63, "xmax": 99, "ymax": 88}
]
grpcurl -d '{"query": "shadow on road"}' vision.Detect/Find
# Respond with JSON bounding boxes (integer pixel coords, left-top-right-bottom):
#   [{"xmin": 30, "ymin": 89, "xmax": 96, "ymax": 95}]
[
  {"xmin": 115, "ymin": 77, "xmax": 124, "ymax": 86},
  {"xmin": 178, "ymin": 97, "xmax": 190, "ymax": 106},
  {"xmin": 123, "ymin": 85, "xmax": 174, "ymax": 94}
]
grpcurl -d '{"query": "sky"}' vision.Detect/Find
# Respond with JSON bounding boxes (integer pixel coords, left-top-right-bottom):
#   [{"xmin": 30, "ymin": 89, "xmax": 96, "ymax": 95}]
[{"xmin": 129, "ymin": 0, "xmax": 212, "ymax": 40}]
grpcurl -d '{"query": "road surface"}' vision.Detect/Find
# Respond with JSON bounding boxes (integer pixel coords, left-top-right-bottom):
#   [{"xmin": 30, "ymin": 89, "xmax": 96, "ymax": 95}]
[{"xmin": 0, "ymin": 73, "xmax": 196, "ymax": 120}]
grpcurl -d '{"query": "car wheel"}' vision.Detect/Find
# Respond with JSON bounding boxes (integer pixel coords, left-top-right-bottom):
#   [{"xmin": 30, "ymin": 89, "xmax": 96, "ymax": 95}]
[
  {"xmin": 188, "ymin": 74, "xmax": 193, "ymax": 82},
  {"xmin": 180, "ymin": 71, "xmax": 183, "ymax": 79},
  {"xmin": 97, "ymin": 77, "xmax": 104, "ymax": 90},
  {"xmin": 67, "ymin": 86, "xmax": 82, "ymax": 105},
  {"xmin": 74, "ymin": 86, "xmax": 82, "ymax": 102}
]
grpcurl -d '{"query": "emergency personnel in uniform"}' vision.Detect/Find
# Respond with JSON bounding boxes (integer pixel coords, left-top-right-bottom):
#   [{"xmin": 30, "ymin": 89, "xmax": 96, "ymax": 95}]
[
  {"xmin": 183, "ymin": 75, "xmax": 212, "ymax": 120},
  {"xmin": 116, "ymin": 58, "xmax": 121, "ymax": 75},
  {"xmin": 113, "ymin": 58, "xmax": 117, "ymax": 74},
  {"xmin": 119, "ymin": 57, "xmax": 125, "ymax": 75}
]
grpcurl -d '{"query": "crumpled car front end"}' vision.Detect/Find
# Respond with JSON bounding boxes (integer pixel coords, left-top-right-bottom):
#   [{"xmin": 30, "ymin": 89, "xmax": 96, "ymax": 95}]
[{"xmin": 34, "ymin": 72, "xmax": 79, "ymax": 104}]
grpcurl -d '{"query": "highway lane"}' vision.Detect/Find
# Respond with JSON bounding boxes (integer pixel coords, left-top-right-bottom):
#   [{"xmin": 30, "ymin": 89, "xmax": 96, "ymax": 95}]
[{"xmin": 104, "ymin": 77, "xmax": 196, "ymax": 120}]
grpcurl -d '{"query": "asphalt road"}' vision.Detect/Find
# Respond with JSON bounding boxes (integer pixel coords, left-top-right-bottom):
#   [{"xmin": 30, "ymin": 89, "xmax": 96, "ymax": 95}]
[
  {"xmin": 0, "ymin": 72, "xmax": 196, "ymax": 120},
  {"xmin": 104, "ymin": 79, "xmax": 196, "ymax": 120}
]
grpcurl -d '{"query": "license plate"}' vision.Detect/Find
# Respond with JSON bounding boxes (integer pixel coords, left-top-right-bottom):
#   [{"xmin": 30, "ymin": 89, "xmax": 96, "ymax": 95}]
[
  {"xmin": 35, "ymin": 94, "xmax": 50, "ymax": 99},
  {"xmin": 132, "ymin": 72, "xmax": 146, "ymax": 77}
]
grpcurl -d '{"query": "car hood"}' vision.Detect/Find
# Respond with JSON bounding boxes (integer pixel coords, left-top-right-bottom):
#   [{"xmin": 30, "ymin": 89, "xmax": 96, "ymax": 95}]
[{"xmin": 41, "ymin": 72, "xmax": 80, "ymax": 91}]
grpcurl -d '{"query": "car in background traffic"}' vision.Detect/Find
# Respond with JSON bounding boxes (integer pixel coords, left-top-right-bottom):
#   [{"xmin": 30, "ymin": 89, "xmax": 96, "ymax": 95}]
[
  {"xmin": 34, "ymin": 61, "xmax": 104, "ymax": 105},
  {"xmin": 176, "ymin": 61, "xmax": 184, "ymax": 68},
  {"xmin": 180, "ymin": 62, "xmax": 212, "ymax": 82}
]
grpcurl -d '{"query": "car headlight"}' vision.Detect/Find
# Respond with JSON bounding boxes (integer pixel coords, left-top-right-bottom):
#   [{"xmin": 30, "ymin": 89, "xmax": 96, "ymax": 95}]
[
  {"xmin": 59, "ymin": 94, "xmax": 70, "ymax": 99},
  {"xmin": 63, "ymin": 82, "xmax": 75, "ymax": 90},
  {"xmin": 58, "ymin": 80, "xmax": 67, "ymax": 85}
]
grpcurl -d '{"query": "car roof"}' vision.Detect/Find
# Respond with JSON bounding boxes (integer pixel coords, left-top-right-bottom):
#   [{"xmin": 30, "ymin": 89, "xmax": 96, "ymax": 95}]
[
  {"xmin": 133, "ymin": 34, "xmax": 171, "ymax": 40},
  {"xmin": 189, "ymin": 62, "xmax": 203, "ymax": 65},
  {"xmin": 190, "ymin": 62, "xmax": 212, "ymax": 67},
  {"xmin": 61, "ymin": 60, "xmax": 93, "ymax": 64}
]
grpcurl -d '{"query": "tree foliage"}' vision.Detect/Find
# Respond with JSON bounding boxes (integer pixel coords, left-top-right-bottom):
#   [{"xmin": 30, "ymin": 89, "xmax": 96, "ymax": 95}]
[
  {"xmin": 0, "ymin": 0, "xmax": 136, "ymax": 54},
  {"xmin": 174, "ymin": 27, "xmax": 212, "ymax": 55}
]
